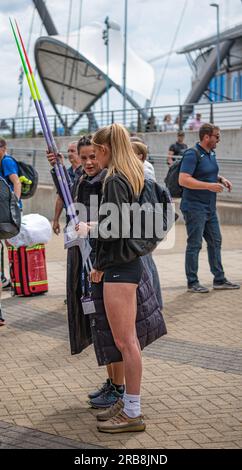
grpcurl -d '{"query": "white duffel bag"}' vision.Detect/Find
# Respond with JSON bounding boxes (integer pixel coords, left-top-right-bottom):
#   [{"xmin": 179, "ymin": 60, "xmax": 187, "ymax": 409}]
[{"xmin": 7, "ymin": 213, "xmax": 52, "ymax": 247}]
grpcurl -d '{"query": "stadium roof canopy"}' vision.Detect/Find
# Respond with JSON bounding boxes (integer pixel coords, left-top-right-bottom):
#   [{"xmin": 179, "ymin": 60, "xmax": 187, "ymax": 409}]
[
  {"xmin": 35, "ymin": 21, "xmax": 154, "ymax": 117},
  {"xmin": 178, "ymin": 23, "xmax": 242, "ymax": 54}
]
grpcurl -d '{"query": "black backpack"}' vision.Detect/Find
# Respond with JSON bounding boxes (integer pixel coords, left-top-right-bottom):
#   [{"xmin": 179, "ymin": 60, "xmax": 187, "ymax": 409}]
[
  {"xmin": 1, "ymin": 156, "xmax": 38, "ymax": 199},
  {"xmin": 0, "ymin": 177, "xmax": 21, "ymax": 239},
  {"xmin": 127, "ymin": 178, "xmax": 176, "ymax": 257},
  {"xmin": 164, "ymin": 147, "xmax": 202, "ymax": 198}
]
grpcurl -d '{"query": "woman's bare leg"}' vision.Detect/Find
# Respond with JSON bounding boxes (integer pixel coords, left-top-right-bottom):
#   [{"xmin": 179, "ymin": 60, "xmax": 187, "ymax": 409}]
[
  {"xmin": 103, "ymin": 283, "xmax": 142, "ymax": 395},
  {"xmin": 111, "ymin": 362, "xmax": 125, "ymax": 386},
  {"xmin": 106, "ymin": 364, "xmax": 113, "ymax": 380},
  {"xmin": 106, "ymin": 362, "xmax": 124, "ymax": 386}
]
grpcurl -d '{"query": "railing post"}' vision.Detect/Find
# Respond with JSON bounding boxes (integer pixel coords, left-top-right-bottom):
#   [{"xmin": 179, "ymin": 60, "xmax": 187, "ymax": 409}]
[
  {"xmin": 111, "ymin": 111, "xmax": 114, "ymax": 124},
  {"xmin": 54, "ymin": 116, "xmax": 57, "ymax": 136},
  {"xmin": 33, "ymin": 149, "xmax": 36, "ymax": 168},
  {"xmin": 12, "ymin": 119, "xmax": 16, "ymax": 139},
  {"xmin": 87, "ymin": 112, "xmax": 92, "ymax": 133},
  {"xmin": 32, "ymin": 118, "xmax": 36, "ymax": 138},
  {"xmin": 137, "ymin": 110, "xmax": 142, "ymax": 133},
  {"xmin": 145, "ymin": 108, "xmax": 156, "ymax": 132},
  {"xmin": 64, "ymin": 115, "xmax": 68, "ymax": 136},
  {"xmin": 179, "ymin": 105, "xmax": 183, "ymax": 130},
  {"xmin": 151, "ymin": 108, "xmax": 155, "ymax": 132},
  {"xmin": 210, "ymin": 103, "xmax": 214, "ymax": 124}
]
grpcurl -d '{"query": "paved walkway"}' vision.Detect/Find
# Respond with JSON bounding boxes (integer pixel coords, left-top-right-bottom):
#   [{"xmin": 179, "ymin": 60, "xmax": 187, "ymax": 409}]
[{"xmin": 1, "ymin": 225, "xmax": 242, "ymax": 449}]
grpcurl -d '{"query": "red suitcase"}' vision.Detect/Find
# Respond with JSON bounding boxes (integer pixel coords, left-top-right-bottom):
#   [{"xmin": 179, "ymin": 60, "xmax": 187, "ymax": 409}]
[{"xmin": 7, "ymin": 244, "xmax": 48, "ymax": 296}]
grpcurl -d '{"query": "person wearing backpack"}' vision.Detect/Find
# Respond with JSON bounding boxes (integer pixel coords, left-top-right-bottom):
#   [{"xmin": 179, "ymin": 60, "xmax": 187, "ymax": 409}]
[
  {"xmin": 0, "ymin": 138, "xmax": 22, "ymax": 209},
  {"xmin": 47, "ymin": 135, "xmax": 166, "ymax": 419},
  {"xmin": 0, "ymin": 139, "xmax": 22, "ymax": 322},
  {"xmin": 179, "ymin": 124, "xmax": 240, "ymax": 293},
  {"xmin": 90, "ymin": 123, "xmax": 146, "ymax": 433}
]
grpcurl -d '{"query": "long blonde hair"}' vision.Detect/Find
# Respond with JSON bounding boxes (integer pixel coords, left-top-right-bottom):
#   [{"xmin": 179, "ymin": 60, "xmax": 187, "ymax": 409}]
[{"xmin": 92, "ymin": 123, "xmax": 144, "ymax": 195}]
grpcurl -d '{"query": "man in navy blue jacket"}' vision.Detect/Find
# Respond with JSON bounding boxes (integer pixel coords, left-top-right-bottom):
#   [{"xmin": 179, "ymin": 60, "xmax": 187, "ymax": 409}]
[{"xmin": 179, "ymin": 124, "xmax": 240, "ymax": 293}]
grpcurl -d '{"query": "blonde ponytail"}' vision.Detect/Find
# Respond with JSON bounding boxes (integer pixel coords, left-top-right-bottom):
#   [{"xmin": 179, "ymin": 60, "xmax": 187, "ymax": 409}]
[{"xmin": 92, "ymin": 123, "xmax": 144, "ymax": 195}]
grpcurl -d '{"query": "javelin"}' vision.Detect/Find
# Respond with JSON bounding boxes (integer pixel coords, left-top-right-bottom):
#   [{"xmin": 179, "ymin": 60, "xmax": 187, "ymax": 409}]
[{"xmin": 9, "ymin": 18, "xmax": 77, "ymax": 224}]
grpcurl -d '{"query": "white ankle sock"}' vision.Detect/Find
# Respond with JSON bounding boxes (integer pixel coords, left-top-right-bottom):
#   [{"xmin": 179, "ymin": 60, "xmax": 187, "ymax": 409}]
[{"xmin": 123, "ymin": 393, "xmax": 141, "ymax": 418}]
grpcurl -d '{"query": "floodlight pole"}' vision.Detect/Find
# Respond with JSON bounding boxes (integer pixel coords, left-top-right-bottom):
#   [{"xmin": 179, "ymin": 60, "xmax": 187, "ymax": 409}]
[
  {"xmin": 103, "ymin": 17, "xmax": 121, "ymax": 125},
  {"xmin": 104, "ymin": 16, "xmax": 110, "ymax": 124},
  {"xmin": 176, "ymin": 88, "xmax": 181, "ymax": 106},
  {"xmin": 210, "ymin": 3, "xmax": 221, "ymax": 75}
]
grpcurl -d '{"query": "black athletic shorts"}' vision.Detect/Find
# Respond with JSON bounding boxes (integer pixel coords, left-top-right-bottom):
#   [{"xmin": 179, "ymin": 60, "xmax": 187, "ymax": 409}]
[{"xmin": 103, "ymin": 258, "xmax": 143, "ymax": 284}]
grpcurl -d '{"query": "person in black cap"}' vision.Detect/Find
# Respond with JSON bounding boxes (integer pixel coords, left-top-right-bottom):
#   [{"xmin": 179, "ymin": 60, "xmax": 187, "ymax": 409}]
[{"xmin": 167, "ymin": 131, "xmax": 187, "ymax": 167}]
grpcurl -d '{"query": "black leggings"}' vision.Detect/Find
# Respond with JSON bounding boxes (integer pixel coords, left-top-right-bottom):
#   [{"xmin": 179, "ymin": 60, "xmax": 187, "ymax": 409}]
[{"xmin": 103, "ymin": 258, "xmax": 143, "ymax": 284}]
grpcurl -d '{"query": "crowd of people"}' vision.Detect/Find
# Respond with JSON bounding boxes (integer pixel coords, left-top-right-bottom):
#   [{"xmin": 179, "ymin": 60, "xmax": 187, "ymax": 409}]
[
  {"xmin": 0, "ymin": 121, "xmax": 240, "ymax": 436},
  {"xmin": 145, "ymin": 112, "xmax": 204, "ymax": 133}
]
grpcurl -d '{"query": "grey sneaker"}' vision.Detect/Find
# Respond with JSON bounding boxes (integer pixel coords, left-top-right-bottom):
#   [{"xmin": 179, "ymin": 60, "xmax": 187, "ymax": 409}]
[
  {"xmin": 97, "ymin": 410, "xmax": 146, "ymax": 433},
  {"xmin": 187, "ymin": 283, "xmax": 209, "ymax": 293},
  {"xmin": 213, "ymin": 279, "xmax": 240, "ymax": 290},
  {"xmin": 88, "ymin": 378, "xmax": 112, "ymax": 400},
  {"xmin": 89, "ymin": 384, "xmax": 124, "ymax": 409},
  {"xmin": 96, "ymin": 398, "xmax": 124, "ymax": 421}
]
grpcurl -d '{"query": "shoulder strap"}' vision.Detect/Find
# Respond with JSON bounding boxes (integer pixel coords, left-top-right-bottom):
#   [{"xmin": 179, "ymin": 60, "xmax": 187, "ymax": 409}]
[
  {"xmin": 182, "ymin": 146, "xmax": 200, "ymax": 158},
  {"xmin": 182, "ymin": 146, "xmax": 202, "ymax": 166},
  {"xmin": 192, "ymin": 146, "xmax": 203, "ymax": 163}
]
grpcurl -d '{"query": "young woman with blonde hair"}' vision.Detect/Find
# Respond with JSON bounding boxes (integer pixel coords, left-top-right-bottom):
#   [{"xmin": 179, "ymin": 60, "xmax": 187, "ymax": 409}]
[
  {"xmin": 91, "ymin": 123, "xmax": 146, "ymax": 433},
  {"xmin": 130, "ymin": 138, "xmax": 156, "ymax": 181}
]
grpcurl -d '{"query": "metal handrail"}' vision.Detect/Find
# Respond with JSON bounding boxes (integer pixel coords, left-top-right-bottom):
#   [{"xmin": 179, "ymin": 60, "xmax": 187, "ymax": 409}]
[
  {"xmin": 1, "ymin": 99, "xmax": 242, "ymax": 138},
  {"xmin": 6, "ymin": 147, "xmax": 242, "ymax": 202}
]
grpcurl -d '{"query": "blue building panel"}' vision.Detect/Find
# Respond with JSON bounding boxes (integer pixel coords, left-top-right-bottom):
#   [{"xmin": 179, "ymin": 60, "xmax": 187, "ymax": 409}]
[
  {"xmin": 209, "ymin": 77, "xmax": 215, "ymax": 101},
  {"xmin": 240, "ymin": 75, "xmax": 242, "ymax": 99},
  {"xmin": 220, "ymin": 75, "xmax": 225, "ymax": 101},
  {"xmin": 233, "ymin": 76, "xmax": 236, "ymax": 100}
]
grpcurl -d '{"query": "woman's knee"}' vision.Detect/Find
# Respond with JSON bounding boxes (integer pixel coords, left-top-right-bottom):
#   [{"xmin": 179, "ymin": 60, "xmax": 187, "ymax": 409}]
[{"xmin": 114, "ymin": 335, "xmax": 138, "ymax": 354}]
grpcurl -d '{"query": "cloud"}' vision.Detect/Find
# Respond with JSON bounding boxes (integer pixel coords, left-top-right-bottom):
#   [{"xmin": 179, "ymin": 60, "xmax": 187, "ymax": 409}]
[{"xmin": 0, "ymin": 1, "xmax": 29, "ymax": 13}]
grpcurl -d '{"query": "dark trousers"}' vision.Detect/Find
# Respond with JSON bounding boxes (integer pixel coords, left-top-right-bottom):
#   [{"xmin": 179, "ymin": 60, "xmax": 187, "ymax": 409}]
[{"xmin": 182, "ymin": 210, "xmax": 225, "ymax": 286}]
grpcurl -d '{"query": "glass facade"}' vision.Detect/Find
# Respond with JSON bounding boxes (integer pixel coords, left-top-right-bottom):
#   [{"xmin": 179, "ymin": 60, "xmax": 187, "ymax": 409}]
[{"xmin": 209, "ymin": 71, "xmax": 242, "ymax": 102}]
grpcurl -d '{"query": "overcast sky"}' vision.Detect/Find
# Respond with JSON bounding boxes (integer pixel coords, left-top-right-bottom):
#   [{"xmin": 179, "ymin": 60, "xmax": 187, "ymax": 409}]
[{"xmin": 1, "ymin": 0, "xmax": 242, "ymax": 119}]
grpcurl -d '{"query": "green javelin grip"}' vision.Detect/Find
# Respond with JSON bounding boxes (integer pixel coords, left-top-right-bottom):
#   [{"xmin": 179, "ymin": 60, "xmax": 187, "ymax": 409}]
[
  {"xmin": 9, "ymin": 18, "xmax": 37, "ymax": 102},
  {"xmin": 14, "ymin": 19, "xmax": 41, "ymax": 101},
  {"xmin": 14, "ymin": 19, "xmax": 58, "ymax": 154}
]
